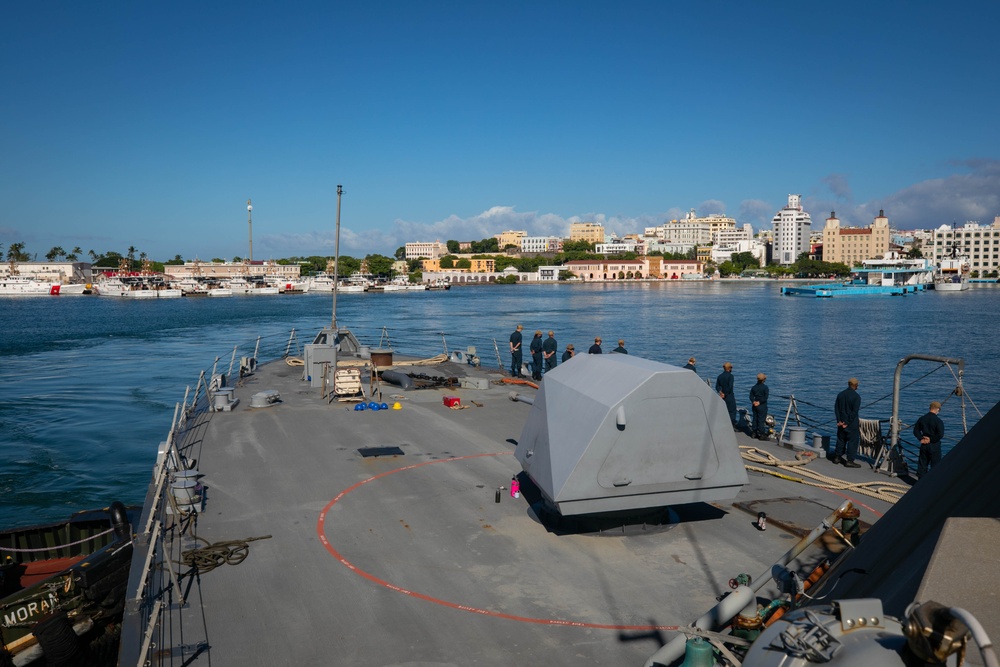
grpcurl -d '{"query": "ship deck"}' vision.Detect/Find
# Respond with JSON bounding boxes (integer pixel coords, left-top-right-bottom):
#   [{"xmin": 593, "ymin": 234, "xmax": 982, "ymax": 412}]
[{"xmin": 120, "ymin": 348, "xmax": 904, "ymax": 666}]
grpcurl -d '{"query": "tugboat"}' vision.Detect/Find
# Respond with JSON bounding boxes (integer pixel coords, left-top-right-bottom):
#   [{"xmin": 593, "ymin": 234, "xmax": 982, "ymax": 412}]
[{"xmin": 1, "ymin": 503, "xmax": 135, "ymax": 665}]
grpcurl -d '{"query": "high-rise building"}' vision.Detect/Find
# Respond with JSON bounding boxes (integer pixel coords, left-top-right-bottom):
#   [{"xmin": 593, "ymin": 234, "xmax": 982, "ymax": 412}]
[
  {"xmin": 931, "ymin": 217, "xmax": 1000, "ymax": 276},
  {"xmin": 771, "ymin": 194, "xmax": 812, "ymax": 265}
]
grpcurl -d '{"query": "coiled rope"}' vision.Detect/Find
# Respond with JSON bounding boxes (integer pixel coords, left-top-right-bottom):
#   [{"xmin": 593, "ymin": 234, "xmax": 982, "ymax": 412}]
[
  {"xmin": 739, "ymin": 446, "xmax": 910, "ymax": 504},
  {"xmin": 178, "ymin": 535, "xmax": 272, "ymax": 574}
]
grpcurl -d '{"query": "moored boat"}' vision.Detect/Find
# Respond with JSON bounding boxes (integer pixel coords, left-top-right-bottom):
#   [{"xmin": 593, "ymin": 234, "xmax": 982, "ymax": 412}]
[
  {"xmin": 934, "ymin": 244, "xmax": 970, "ymax": 291},
  {"xmin": 0, "ymin": 276, "xmax": 90, "ymax": 296},
  {"xmin": 1, "ymin": 503, "xmax": 136, "ymax": 665}
]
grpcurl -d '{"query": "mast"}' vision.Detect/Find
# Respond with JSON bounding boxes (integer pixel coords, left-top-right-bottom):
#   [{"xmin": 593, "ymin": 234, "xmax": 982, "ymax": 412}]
[
  {"xmin": 332, "ymin": 185, "xmax": 343, "ymax": 330},
  {"xmin": 247, "ymin": 198, "xmax": 253, "ymax": 263}
]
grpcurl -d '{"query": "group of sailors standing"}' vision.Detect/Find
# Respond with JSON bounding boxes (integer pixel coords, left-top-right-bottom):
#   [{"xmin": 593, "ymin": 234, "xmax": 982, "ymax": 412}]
[{"xmin": 507, "ymin": 325, "xmax": 627, "ymax": 381}]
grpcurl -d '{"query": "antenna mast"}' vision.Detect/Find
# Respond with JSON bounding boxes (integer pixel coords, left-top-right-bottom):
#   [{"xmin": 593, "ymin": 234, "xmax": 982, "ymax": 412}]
[
  {"xmin": 247, "ymin": 198, "xmax": 254, "ymax": 262},
  {"xmin": 332, "ymin": 185, "xmax": 343, "ymax": 330}
]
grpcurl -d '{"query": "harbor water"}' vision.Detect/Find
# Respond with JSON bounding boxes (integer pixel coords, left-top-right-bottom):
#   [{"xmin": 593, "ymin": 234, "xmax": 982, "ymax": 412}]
[{"xmin": 2, "ymin": 281, "xmax": 998, "ymax": 529}]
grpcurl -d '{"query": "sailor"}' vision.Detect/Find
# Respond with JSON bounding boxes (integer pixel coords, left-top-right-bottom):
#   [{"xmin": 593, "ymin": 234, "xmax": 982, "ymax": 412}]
[
  {"xmin": 913, "ymin": 401, "xmax": 945, "ymax": 478},
  {"xmin": 715, "ymin": 362, "xmax": 738, "ymax": 430},
  {"xmin": 542, "ymin": 330, "xmax": 558, "ymax": 372},
  {"xmin": 833, "ymin": 378, "xmax": 862, "ymax": 468},
  {"xmin": 683, "ymin": 357, "xmax": 697, "ymax": 373},
  {"xmin": 529, "ymin": 330, "xmax": 544, "ymax": 381},
  {"xmin": 509, "ymin": 325, "xmax": 524, "ymax": 378},
  {"xmin": 561, "ymin": 344, "xmax": 575, "ymax": 362},
  {"xmin": 611, "ymin": 339, "xmax": 628, "ymax": 354},
  {"xmin": 588, "ymin": 337, "xmax": 603, "ymax": 354},
  {"xmin": 749, "ymin": 373, "xmax": 769, "ymax": 440}
]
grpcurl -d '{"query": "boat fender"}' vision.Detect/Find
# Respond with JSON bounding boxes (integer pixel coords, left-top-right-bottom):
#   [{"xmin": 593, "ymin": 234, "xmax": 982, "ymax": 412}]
[
  {"xmin": 380, "ymin": 370, "xmax": 414, "ymax": 390},
  {"xmin": 109, "ymin": 501, "xmax": 131, "ymax": 541}
]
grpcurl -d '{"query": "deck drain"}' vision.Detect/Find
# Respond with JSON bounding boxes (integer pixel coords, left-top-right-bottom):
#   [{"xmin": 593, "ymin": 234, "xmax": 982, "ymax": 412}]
[{"xmin": 358, "ymin": 446, "xmax": 405, "ymax": 457}]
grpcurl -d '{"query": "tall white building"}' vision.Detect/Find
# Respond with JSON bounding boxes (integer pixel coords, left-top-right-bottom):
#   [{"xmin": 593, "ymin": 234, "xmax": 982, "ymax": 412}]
[
  {"xmin": 931, "ymin": 217, "xmax": 1000, "ymax": 276},
  {"xmin": 771, "ymin": 194, "xmax": 812, "ymax": 265}
]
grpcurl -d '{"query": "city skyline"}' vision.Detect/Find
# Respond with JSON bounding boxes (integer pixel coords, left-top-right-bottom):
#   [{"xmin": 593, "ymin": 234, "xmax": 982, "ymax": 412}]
[{"xmin": 2, "ymin": 2, "xmax": 999, "ymax": 261}]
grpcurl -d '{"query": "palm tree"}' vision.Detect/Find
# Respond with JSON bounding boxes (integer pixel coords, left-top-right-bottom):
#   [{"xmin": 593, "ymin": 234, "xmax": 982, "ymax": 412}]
[
  {"xmin": 88, "ymin": 249, "xmax": 99, "ymax": 262},
  {"xmin": 126, "ymin": 246, "xmax": 137, "ymax": 272},
  {"xmin": 66, "ymin": 246, "xmax": 82, "ymax": 261},
  {"xmin": 46, "ymin": 246, "xmax": 66, "ymax": 261}
]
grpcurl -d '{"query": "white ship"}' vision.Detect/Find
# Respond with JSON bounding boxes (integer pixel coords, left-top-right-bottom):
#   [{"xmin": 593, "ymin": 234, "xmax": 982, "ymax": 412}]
[
  {"xmin": 934, "ymin": 245, "xmax": 970, "ymax": 292},
  {"xmin": 0, "ymin": 276, "xmax": 89, "ymax": 296}
]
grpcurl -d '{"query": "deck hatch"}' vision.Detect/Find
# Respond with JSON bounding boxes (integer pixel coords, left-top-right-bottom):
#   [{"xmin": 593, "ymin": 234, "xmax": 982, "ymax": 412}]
[{"xmin": 358, "ymin": 446, "xmax": 405, "ymax": 457}]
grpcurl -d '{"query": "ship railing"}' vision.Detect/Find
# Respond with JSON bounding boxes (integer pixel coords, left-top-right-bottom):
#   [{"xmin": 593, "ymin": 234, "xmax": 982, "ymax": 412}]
[{"xmin": 118, "ymin": 328, "xmax": 304, "ymax": 667}]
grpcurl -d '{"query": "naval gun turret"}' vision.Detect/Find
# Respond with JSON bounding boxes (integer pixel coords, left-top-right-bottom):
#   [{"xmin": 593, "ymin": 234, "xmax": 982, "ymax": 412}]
[{"xmin": 515, "ymin": 353, "xmax": 748, "ymax": 516}]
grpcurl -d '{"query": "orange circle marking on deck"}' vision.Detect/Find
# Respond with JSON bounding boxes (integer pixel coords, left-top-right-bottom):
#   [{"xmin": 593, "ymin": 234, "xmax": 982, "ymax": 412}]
[{"xmin": 316, "ymin": 451, "xmax": 679, "ymax": 632}]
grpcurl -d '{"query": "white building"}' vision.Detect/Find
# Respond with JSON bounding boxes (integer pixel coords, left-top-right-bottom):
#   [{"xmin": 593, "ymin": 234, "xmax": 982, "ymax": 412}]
[
  {"xmin": 771, "ymin": 194, "xmax": 812, "ymax": 265},
  {"xmin": 710, "ymin": 239, "xmax": 767, "ymax": 266},
  {"xmin": 0, "ymin": 261, "xmax": 93, "ymax": 283},
  {"xmin": 715, "ymin": 223, "xmax": 754, "ymax": 247},
  {"xmin": 646, "ymin": 241, "xmax": 696, "ymax": 256},
  {"xmin": 537, "ymin": 265, "xmax": 561, "ymax": 281},
  {"xmin": 520, "ymin": 236, "xmax": 563, "ymax": 253},
  {"xmin": 931, "ymin": 217, "xmax": 1000, "ymax": 276},
  {"xmin": 405, "ymin": 241, "xmax": 447, "ymax": 260}
]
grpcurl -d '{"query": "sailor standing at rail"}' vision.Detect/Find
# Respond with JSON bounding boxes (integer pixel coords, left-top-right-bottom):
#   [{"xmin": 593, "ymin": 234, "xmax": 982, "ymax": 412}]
[
  {"xmin": 716, "ymin": 362, "xmax": 738, "ymax": 430},
  {"xmin": 913, "ymin": 400, "xmax": 945, "ymax": 478},
  {"xmin": 542, "ymin": 330, "xmax": 558, "ymax": 373},
  {"xmin": 509, "ymin": 325, "xmax": 524, "ymax": 378},
  {"xmin": 749, "ymin": 373, "xmax": 769, "ymax": 440},
  {"xmin": 833, "ymin": 378, "xmax": 862, "ymax": 468},
  {"xmin": 529, "ymin": 330, "xmax": 544, "ymax": 381}
]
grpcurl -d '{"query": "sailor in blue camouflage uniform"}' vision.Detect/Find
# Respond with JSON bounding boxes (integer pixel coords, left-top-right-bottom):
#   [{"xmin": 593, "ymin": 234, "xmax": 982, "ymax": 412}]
[
  {"xmin": 509, "ymin": 325, "xmax": 524, "ymax": 377},
  {"xmin": 913, "ymin": 400, "xmax": 945, "ymax": 478},
  {"xmin": 749, "ymin": 373, "xmax": 769, "ymax": 440},
  {"xmin": 715, "ymin": 362, "xmax": 738, "ymax": 430}
]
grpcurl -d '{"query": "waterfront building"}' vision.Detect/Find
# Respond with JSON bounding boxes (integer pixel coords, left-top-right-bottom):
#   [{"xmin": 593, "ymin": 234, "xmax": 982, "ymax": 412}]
[
  {"xmin": 822, "ymin": 210, "xmax": 891, "ymax": 267},
  {"xmin": 0, "ymin": 260, "xmax": 93, "ymax": 283},
  {"xmin": 537, "ymin": 265, "xmax": 561, "ymax": 281},
  {"xmin": 494, "ymin": 230, "xmax": 527, "ymax": 250},
  {"xmin": 405, "ymin": 241, "xmax": 447, "ymax": 260},
  {"xmin": 520, "ymin": 236, "xmax": 563, "ymax": 253},
  {"xmin": 563, "ymin": 259, "xmax": 647, "ymax": 280},
  {"xmin": 569, "ymin": 222, "xmax": 605, "ymax": 245},
  {"xmin": 662, "ymin": 259, "xmax": 705, "ymax": 279},
  {"xmin": 167, "ymin": 260, "xmax": 300, "ymax": 281},
  {"xmin": 771, "ymin": 194, "xmax": 813, "ymax": 265},
  {"xmin": 420, "ymin": 256, "xmax": 496, "ymax": 273},
  {"xmin": 391, "ymin": 260, "xmax": 409, "ymax": 276},
  {"xmin": 650, "ymin": 210, "xmax": 714, "ymax": 246},
  {"xmin": 931, "ymin": 217, "xmax": 1000, "ymax": 276}
]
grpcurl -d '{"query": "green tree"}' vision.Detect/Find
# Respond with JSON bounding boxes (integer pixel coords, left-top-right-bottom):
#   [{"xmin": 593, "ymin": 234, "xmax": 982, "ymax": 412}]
[
  {"xmin": 164, "ymin": 254, "xmax": 185, "ymax": 265},
  {"xmin": 407, "ymin": 258, "xmax": 424, "ymax": 273},
  {"xmin": 455, "ymin": 258, "xmax": 471, "ymax": 269},
  {"xmin": 446, "ymin": 240, "xmax": 460, "ymax": 253},
  {"xmin": 906, "ymin": 247, "xmax": 924, "ymax": 259},
  {"xmin": 6, "ymin": 242, "xmax": 30, "ymax": 262},
  {"xmin": 439, "ymin": 256, "xmax": 455, "ymax": 269},
  {"xmin": 562, "ymin": 240, "xmax": 594, "ymax": 253},
  {"xmin": 45, "ymin": 246, "xmax": 66, "ymax": 261},
  {"xmin": 66, "ymin": 246, "xmax": 82, "ymax": 261},
  {"xmin": 469, "ymin": 238, "xmax": 499, "ymax": 253},
  {"xmin": 94, "ymin": 251, "xmax": 123, "ymax": 268},
  {"xmin": 394, "ymin": 246, "xmax": 406, "ymax": 260},
  {"xmin": 364, "ymin": 253, "xmax": 395, "ymax": 277}
]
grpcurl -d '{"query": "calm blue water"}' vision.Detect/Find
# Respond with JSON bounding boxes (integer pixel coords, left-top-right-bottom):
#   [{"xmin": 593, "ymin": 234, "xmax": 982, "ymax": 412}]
[{"xmin": 2, "ymin": 283, "xmax": 998, "ymax": 529}]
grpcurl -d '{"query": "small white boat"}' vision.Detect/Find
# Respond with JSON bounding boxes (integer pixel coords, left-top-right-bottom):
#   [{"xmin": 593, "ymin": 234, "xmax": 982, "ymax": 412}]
[{"xmin": 228, "ymin": 277, "xmax": 280, "ymax": 295}]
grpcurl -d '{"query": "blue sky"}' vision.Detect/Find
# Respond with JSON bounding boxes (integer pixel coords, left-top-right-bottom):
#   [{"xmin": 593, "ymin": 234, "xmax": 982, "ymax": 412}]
[{"xmin": 2, "ymin": 1, "xmax": 999, "ymax": 262}]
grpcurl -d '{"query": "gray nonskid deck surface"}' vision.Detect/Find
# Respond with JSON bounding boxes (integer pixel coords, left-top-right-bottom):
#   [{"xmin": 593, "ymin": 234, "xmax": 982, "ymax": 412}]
[{"xmin": 166, "ymin": 358, "xmax": 897, "ymax": 666}]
